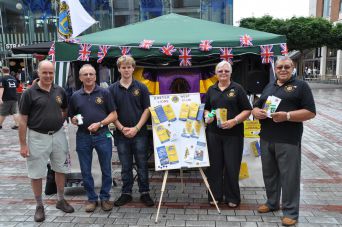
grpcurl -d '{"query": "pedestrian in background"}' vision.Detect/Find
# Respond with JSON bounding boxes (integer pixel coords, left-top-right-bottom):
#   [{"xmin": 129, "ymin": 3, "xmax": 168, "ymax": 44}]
[
  {"xmin": 109, "ymin": 55, "xmax": 154, "ymax": 207},
  {"xmin": 69, "ymin": 64, "xmax": 117, "ymax": 212},
  {"xmin": 204, "ymin": 60, "xmax": 252, "ymax": 208},
  {"xmin": 252, "ymin": 56, "xmax": 316, "ymax": 226},
  {"xmin": 18, "ymin": 60, "xmax": 74, "ymax": 222}
]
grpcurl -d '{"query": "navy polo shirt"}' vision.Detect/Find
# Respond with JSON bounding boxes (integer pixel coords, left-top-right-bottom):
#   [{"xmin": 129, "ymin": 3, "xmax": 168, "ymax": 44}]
[
  {"xmin": 205, "ymin": 81, "xmax": 252, "ymax": 137},
  {"xmin": 254, "ymin": 78, "xmax": 316, "ymax": 145},
  {"xmin": 108, "ymin": 80, "xmax": 150, "ymax": 137},
  {"xmin": 19, "ymin": 83, "xmax": 67, "ymax": 132},
  {"xmin": 0, "ymin": 75, "xmax": 18, "ymax": 101},
  {"xmin": 68, "ymin": 84, "xmax": 116, "ymax": 132}
]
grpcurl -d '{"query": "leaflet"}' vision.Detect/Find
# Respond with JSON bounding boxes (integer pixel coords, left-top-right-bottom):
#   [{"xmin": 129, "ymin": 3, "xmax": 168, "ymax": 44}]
[
  {"xmin": 194, "ymin": 141, "xmax": 206, "ymax": 161},
  {"xmin": 155, "ymin": 125, "xmax": 170, "ymax": 143},
  {"xmin": 263, "ymin": 96, "xmax": 281, "ymax": 118},
  {"xmin": 149, "ymin": 107, "xmax": 160, "ymax": 124},
  {"xmin": 166, "ymin": 145, "xmax": 179, "ymax": 164},
  {"xmin": 216, "ymin": 108, "xmax": 227, "ymax": 128},
  {"xmin": 188, "ymin": 102, "xmax": 199, "ymax": 120},
  {"xmin": 156, "ymin": 146, "xmax": 169, "ymax": 165},
  {"xmin": 179, "ymin": 103, "xmax": 190, "ymax": 121},
  {"xmin": 155, "ymin": 105, "xmax": 168, "ymax": 123},
  {"xmin": 163, "ymin": 104, "xmax": 177, "ymax": 122}
]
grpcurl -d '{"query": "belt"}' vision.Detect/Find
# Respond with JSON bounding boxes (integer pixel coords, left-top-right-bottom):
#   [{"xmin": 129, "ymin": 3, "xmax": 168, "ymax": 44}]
[
  {"xmin": 78, "ymin": 127, "xmax": 108, "ymax": 135},
  {"xmin": 31, "ymin": 128, "xmax": 59, "ymax": 135}
]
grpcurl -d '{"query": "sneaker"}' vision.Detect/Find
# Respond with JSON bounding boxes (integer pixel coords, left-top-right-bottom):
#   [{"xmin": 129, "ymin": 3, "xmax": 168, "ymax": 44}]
[
  {"xmin": 34, "ymin": 205, "xmax": 45, "ymax": 222},
  {"xmin": 101, "ymin": 200, "xmax": 114, "ymax": 211},
  {"xmin": 257, "ymin": 204, "xmax": 278, "ymax": 213},
  {"xmin": 114, "ymin": 194, "xmax": 132, "ymax": 207},
  {"xmin": 56, "ymin": 199, "xmax": 74, "ymax": 213},
  {"xmin": 281, "ymin": 217, "xmax": 297, "ymax": 226},
  {"xmin": 85, "ymin": 201, "xmax": 98, "ymax": 212},
  {"xmin": 140, "ymin": 193, "xmax": 155, "ymax": 207},
  {"xmin": 11, "ymin": 125, "xmax": 18, "ymax": 129}
]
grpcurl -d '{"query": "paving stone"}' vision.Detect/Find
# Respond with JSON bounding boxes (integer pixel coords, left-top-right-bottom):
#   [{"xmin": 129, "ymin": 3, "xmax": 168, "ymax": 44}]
[
  {"xmin": 306, "ymin": 217, "xmax": 339, "ymax": 224},
  {"xmin": 185, "ymin": 220, "xmax": 215, "ymax": 226}
]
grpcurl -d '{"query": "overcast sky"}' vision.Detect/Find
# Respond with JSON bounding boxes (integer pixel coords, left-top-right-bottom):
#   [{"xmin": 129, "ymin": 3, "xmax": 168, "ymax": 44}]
[{"xmin": 233, "ymin": 0, "xmax": 310, "ymax": 25}]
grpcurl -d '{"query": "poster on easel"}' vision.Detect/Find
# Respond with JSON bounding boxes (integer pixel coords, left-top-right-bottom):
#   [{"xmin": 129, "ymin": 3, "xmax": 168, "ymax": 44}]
[{"xmin": 149, "ymin": 93, "xmax": 210, "ymax": 171}]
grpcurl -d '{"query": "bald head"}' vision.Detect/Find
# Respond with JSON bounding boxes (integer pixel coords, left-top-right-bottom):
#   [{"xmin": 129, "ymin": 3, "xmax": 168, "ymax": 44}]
[{"xmin": 38, "ymin": 60, "xmax": 54, "ymax": 72}]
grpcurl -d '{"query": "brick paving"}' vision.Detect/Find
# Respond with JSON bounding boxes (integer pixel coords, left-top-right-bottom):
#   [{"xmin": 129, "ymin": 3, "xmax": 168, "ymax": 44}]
[{"xmin": 0, "ymin": 82, "xmax": 341, "ymax": 226}]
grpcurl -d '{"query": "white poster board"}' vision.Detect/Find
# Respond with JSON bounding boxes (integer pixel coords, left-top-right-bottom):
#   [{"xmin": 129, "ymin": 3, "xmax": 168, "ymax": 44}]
[{"xmin": 149, "ymin": 93, "xmax": 210, "ymax": 171}]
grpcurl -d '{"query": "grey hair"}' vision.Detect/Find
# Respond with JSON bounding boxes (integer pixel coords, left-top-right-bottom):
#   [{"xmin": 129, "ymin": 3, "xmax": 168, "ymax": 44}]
[
  {"xmin": 275, "ymin": 56, "xmax": 294, "ymax": 66},
  {"xmin": 79, "ymin": 64, "xmax": 96, "ymax": 75},
  {"xmin": 215, "ymin": 60, "xmax": 232, "ymax": 74},
  {"xmin": 37, "ymin": 60, "xmax": 54, "ymax": 72}
]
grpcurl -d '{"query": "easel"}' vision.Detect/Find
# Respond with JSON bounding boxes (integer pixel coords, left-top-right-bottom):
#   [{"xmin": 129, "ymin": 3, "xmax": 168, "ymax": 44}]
[{"xmin": 155, "ymin": 167, "xmax": 221, "ymax": 223}]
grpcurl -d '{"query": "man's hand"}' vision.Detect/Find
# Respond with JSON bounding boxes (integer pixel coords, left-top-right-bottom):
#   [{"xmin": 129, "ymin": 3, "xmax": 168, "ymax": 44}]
[
  {"xmin": 122, "ymin": 127, "xmax": 138, "ymax": 138},
  {"xmin": 252, "ymin": 108, "xmax": 267, "ymax": 120},
  {"xmin": 20, "ymin": 144, "xmax": 30, "ymax": 158},
  {"xmin": 88, "ymin": 122, "xmax": 101, "ymax": 132},
  {"xmin": 271, "ymin": 111, "xmax": 287, "ymax": 123},
  {"xmin": 220, "ymin": 119, "xmax": 236, "ymax": 129}
]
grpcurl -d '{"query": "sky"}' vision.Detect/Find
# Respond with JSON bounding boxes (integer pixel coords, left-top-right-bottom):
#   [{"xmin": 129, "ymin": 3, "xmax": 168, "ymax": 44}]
[{"xmin": 233, "ymin": 0, "xmax": 310, "ymax": 25}]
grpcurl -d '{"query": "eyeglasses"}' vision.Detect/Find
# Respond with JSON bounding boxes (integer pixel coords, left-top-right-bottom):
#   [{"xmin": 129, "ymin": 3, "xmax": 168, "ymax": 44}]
[
  {"xmin": 276, "ymin": 65, "xmax": 292, "ymax": 70},
  {"xmin": 217, "ymin": 70, "xmax": 230, "ymax": 73},
  {"xmin": 81, "ymin": 73, "xmax": 96, "ymax": 77}
]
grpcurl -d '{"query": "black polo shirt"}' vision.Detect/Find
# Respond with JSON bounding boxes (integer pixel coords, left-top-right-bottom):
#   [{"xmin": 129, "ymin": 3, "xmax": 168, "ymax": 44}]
[
  {"xmin": 0, "ymin": 75, "xmax": 18, "ymax": 101},
  {"xmin": 68, "ymin": 84, "xmax": 116, "ymax": 132},
  {"xmin": 108, "ymin": 80, "xmax": 150, "ymax": 137},
  {"xmin": 19, "ymin": 83, "xmax": 67, "ymax": 132},
  {"xmin": 254, "ymin": 78, "xmax": 316, "ymax": 145},
  {"xmin": 205, "ymin": 81, "xmax": 252, "ymax": 137}
]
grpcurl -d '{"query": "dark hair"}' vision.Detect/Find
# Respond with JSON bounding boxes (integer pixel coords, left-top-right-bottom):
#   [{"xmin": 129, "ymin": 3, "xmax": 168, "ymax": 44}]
[{"xmin": 169, "ymin": 78, "xmax": 191, "ymax": 93}]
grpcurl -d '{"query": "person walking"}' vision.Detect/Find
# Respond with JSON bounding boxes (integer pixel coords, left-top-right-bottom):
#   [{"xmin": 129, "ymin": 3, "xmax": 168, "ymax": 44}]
[
  {"xmin": 18, "ymin": 60, "xmax": 74, "ymax": 222},
  {"xmin": 252, "ymin": 56, "xmax": 316, "ymax": 226},
  {"xmin": 69, "ymin": 64, "xmax": 117, "ymax": 212}
]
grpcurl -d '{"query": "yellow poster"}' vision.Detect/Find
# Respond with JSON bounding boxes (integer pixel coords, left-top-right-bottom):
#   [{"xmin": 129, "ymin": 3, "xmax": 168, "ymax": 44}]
[{"xmin": 244, "ymin": 120, "xmax": 261, "ymax": 138}]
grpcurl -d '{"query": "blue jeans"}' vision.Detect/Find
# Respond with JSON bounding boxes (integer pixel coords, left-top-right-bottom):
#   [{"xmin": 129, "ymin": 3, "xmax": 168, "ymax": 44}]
[
  {"xmin": 116, "ymin": 135, "xmax": 149, "ymax": 194},
  {"xmin": 76, "ymin": 130, "xmax": 112, "ymax": 201}
]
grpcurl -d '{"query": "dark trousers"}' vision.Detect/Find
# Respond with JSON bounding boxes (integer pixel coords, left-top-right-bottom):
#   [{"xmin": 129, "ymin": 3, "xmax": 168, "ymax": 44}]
[
  {"xmin": 260, "ymin": 139, "xmax": 301, "ymax": 219},
  {"xmin": 206, "ymin": 132, "xmax": 243, "ymax": 204}
]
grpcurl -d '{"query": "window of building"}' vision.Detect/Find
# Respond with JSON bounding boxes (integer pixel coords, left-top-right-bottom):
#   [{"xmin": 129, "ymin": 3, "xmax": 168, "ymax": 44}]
[{"xmin": 323, "ymin": 0, "xmax": 331, "ymax": 18}]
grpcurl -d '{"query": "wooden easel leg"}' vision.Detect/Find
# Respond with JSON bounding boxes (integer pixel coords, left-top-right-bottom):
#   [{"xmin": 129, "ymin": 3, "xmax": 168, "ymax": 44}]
[
  {"xmin": 199, "ymin": 168, "xmax": 221, "ymax": 214},
  {"xmin": 155, "ymin": 170, "xmax": 168, "ymax": 223}
]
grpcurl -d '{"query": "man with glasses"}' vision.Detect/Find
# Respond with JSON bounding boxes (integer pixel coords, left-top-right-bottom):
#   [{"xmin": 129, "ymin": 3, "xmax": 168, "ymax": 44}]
[
  {"xmin": 68, "ymin": 64, "xmax": 117, "ymax": 212},
  {"xmin": 252, "ymin": 56, "xmax": 316, "ymax": 226}
]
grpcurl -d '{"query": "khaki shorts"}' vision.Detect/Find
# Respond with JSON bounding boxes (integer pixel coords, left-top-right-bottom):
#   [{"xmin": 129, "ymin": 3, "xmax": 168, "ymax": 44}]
[
  {"xmin": 27, "ymin": 127, "xmax": 69, "ymax": 179},
  {"xmin": 0, "ymin": 100, "xmax": 18, "ymax": 116}
]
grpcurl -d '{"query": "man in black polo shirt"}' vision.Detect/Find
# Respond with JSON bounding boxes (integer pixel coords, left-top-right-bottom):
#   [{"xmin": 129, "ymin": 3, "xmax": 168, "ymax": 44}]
[
  {"xmin": 69, "ymin": 64, "xmax": 117, "ymax": 212},
  {"xmin": 0, "ymin": 66, "xmax": 19, "ymax": 129},
  {"xmin": 252, "ymin": 56, "xmax": 316, "ymax": 226},
  {"xmin": 18, "ymin": 60, "xmax": 74, "ymax": 222},
  {"xmin": 109, "ymin": 55, "xmax": 154, "ymax": 207}
]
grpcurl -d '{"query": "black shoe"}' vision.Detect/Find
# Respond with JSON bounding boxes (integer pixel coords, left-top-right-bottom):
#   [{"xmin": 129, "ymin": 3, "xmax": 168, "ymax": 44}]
[
  {"xmin": 11, "ymin": 125, "xmax": 18, "ymax": 129},
  {"xmin": 114, "ymin": 194, "xmax": 132, "ymax": 207},
  {"xmin": 56, "ymin": 199, "xmax": 74, "ymax": 213},
  {"xmin": 140, "ymin": 193, "xmax": 155, "ymax": 207},
  {"xmin": 0, "ymin": 125, "xmax": 2, "ymax": 129},
  {"xmin": 34, "ymin": 205, "xmax": 45, "ymax": 222}
]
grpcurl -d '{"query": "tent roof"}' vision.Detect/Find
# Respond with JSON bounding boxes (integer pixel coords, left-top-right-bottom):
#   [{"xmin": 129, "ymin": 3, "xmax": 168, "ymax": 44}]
[
  {"xmin": 55, "ymin": 13, "xmax": 286, "ymax": 63},
  {"xmin": 11, "ymin": 41, "xmax": 52, "ymax": 55}
]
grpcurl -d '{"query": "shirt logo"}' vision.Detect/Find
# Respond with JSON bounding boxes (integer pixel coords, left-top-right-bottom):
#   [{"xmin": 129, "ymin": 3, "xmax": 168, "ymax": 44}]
[
  {"xmin": 95, "ymin": 97, "xmax": 104, "ymax": 104},
  {"xmin": 171, "ymin": 95, "xmax": 179, "ymax": 103},
  {"xmin": 284, "ymin": 85, "xmax": 296, "ymax": 93},
  {"xmin": 132, "ymin": 88, "xmax": 140, "ymax": 96},
  {"xmin": 55, "ymin": 95, "xmax": 62, "ymax": 105},
  {"xmin": 227, "ymin": 89, "xmax": 236, "ymax": 98}
]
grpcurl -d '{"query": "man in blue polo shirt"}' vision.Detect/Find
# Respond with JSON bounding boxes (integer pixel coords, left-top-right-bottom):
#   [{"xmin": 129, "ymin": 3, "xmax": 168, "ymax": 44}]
[
  {"xmin": 69, "ymin": 64, "xmax": 117, "ymax": 212},
  {"xmin": 109, "ymin": 55, "xmax": 154, "ymax": 207}
]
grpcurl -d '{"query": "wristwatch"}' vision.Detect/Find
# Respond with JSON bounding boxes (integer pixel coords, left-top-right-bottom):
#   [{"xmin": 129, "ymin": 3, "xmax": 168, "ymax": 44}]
[
  {"xmin": 286, "ymin": 112, "xmax": 291, "ymax": 121},
  {"xmin": 99, "ymin": 121, "xmax": 104, "ymax": 128}
]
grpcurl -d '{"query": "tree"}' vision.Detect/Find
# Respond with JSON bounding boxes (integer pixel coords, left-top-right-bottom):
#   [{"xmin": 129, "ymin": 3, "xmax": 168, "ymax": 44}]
[
  {"xmin": 329, "ymin": 23, "xmax": 342, "ymax": 50},
  {"xmin": 239, "ymin": 16, "xmax": 333, "ymax": 52}
]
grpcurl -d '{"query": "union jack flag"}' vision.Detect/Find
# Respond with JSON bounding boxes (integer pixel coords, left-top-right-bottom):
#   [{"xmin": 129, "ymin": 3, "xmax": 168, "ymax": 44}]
[
  {"xmin": 77, "ymin": 44, "xmax": 92, "ymax": 61},
  {"xmin": 139, "ymin": 39, "xmax": 154, "ymax": 49},
  {"xmin": 97, "ymin": 45, "xmax": 110, "ymax": 63},
  {"xmin": 178, "ymin": 48, "xmax": 192, "ymax": 67},
  {"xmin": 219, "ymin": 48, "xmax": 234, "ymax": 65},
  {"xmin": 260, "ymin": 45, "xmax": 274, "ymax": 64},
  {"xmin": 48, "ymin": 42, "xmax": 55, "ymax": 62},
  {"xmin": 199, "ymin": 40, "xmax": 213, "ymax": 52},
  {"xmin": 280, "ymin": 43, "xmax": 288, "ymax": 56},
  {"xmin": 240, "ymin": 34, "xmax": 253, "ymax": 47},
  {"xmin": 160, "ymin": 43, "xmax": 177, "ymax": 56},
  {"xmin": 119, "ymin": 46, "xmax": 131, "ymax": 56}
]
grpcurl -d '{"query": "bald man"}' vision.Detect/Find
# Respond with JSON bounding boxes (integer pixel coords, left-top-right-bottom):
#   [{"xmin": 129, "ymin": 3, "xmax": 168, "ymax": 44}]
[{"xmin": 18, "ymin": 60, "xmax": 74, "ymax": 222}]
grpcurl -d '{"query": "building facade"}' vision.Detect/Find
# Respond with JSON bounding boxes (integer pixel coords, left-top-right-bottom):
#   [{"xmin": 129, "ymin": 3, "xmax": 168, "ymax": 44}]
[
  {"xmin": 0, "ymin": 0, "xmax": 233, "ymax": 74},
  {"xmin": 308, "ymin": 0, "xmax": 342, "ymax": 77}
]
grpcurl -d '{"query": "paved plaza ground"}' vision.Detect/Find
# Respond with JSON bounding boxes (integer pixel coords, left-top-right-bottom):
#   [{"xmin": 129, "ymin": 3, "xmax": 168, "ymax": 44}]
[{"xmin": 0, "ymin": 82, "xmax": 341, "ymax": 226}]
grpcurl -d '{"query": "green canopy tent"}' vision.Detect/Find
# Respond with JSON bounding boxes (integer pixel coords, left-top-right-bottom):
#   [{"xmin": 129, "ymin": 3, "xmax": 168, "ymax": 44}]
[{"xmin": 55, "ymin": 13, "xmax": 286, "ymax": 65}]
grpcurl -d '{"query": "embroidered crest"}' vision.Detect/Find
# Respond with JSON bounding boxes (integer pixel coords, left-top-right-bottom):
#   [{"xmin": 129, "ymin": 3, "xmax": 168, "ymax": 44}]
[
  {"xmin": 227, "ymin": 89, "xmax": 236, "ymax": 97},
  {"xmin": 132, "ymin": 89, "xmax": 140, "ymax": 96},
  {"xmin": 95, "ymin": 97, "xmax": 104, "ymax": 104},
  {"xmin": 284, "ymin": 85, "xmax": 296, "ymax": 92},
  {"xmin": 55, "ymin": 95, "xmax": 62, "ymax": 104}
]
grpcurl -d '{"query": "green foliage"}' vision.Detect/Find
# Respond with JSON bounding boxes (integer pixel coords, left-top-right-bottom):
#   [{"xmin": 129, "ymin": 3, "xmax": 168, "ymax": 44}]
[{"xmin": 239, "ymin": 16, "xmax": 337, "ymax": 52}]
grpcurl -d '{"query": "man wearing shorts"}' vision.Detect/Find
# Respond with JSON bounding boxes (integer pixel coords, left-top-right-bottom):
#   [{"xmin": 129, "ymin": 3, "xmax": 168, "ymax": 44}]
[
  {"xmin": 0, "ymin": 66, "xmax": 19, "ymax": 129},
  {"xmin": 18, "ymin": 60, "xmax": 74, "ymax": 222}
]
